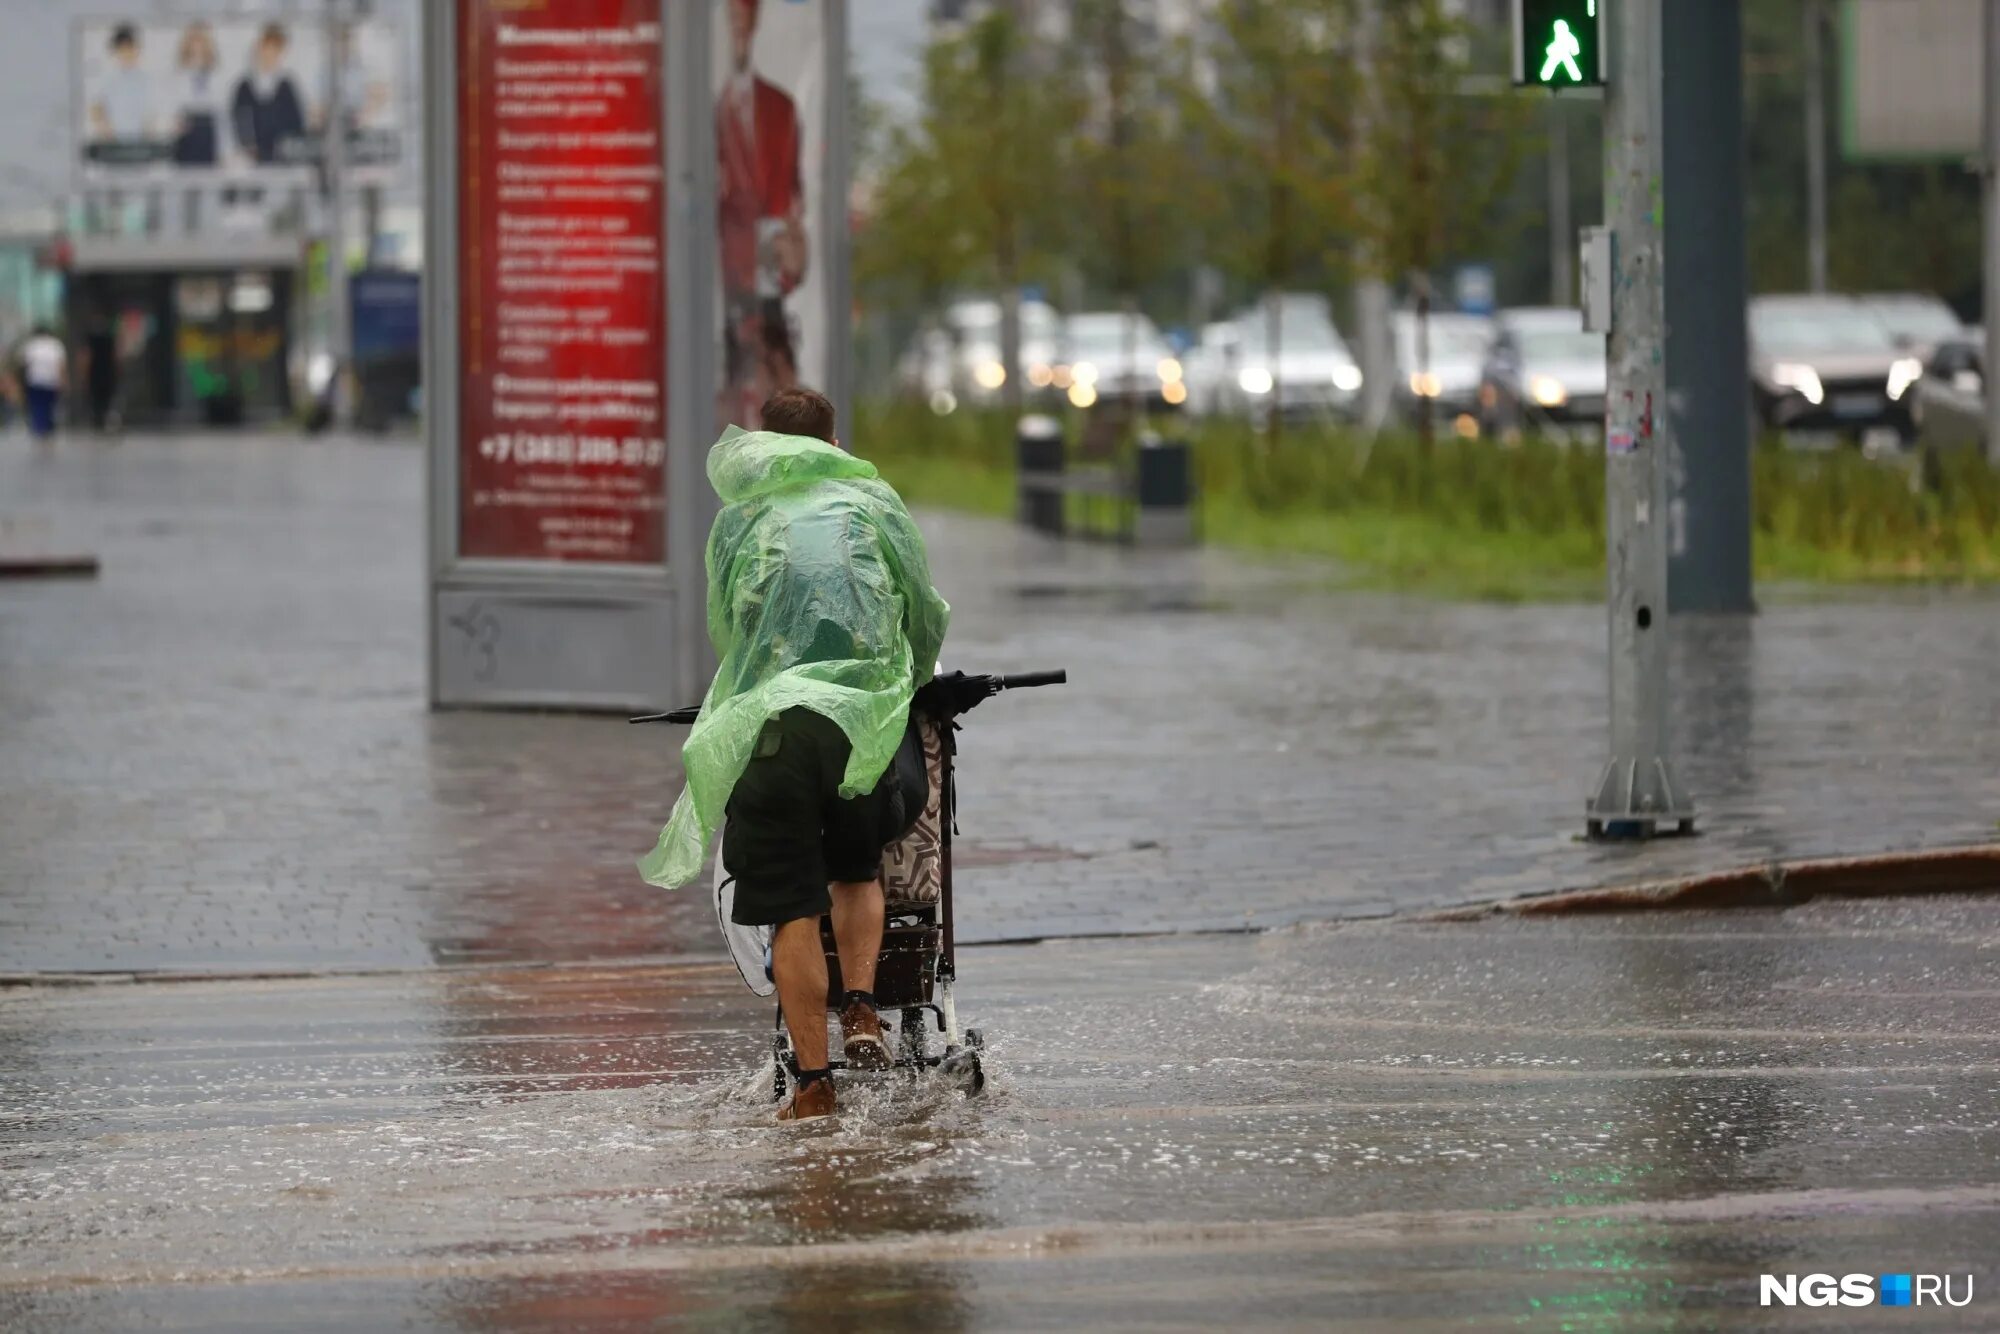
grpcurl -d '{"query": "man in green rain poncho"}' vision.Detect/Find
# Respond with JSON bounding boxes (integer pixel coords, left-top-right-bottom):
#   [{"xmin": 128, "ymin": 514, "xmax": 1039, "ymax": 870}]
[{"xmin": 639, "ymin": 387, "xmax": 951, "ymax": 1121}]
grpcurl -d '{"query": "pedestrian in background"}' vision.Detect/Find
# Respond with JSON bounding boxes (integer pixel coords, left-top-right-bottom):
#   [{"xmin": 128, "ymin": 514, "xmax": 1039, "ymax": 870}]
[{"xmin": 17, "ymin": 326, "xmax": 67, "ymax": 443}]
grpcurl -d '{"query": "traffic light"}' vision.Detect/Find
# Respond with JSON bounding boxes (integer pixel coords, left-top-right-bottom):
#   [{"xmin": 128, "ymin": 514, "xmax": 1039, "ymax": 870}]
[{"xmin": 1513, "ymin": 0, "xmax": 1604, "ymax": 88}]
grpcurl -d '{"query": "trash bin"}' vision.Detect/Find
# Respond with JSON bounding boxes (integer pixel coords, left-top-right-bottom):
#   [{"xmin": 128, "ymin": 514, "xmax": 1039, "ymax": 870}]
[
  {"xmin": 1133, "ymin": 434, "xmax": 1194, "ymax": 547},
  {"xmin": 1016, "ymin": 414, "xmax": 1065, "ymax": 536}
]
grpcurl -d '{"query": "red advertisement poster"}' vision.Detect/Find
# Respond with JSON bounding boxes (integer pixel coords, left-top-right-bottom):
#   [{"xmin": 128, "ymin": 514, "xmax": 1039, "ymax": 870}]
[{"xmin": 457, "ymin": 0, "xmax": 666, "ymax": 564}]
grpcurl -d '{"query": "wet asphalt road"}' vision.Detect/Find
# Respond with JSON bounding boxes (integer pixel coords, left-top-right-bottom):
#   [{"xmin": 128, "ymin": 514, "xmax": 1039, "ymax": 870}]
[
  {"xmin": 7, "ymin": 897, "xmax": 2000, "ymax": 1330},
  {"xmin": 5, "ymin": 432, "xmax": 2000, "ymax": 972}
]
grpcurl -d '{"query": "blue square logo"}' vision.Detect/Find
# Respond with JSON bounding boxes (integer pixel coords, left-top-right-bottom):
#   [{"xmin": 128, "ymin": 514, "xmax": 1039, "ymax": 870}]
[{"xmin": 1880, "ymin": 1274, "xmax": 1913, "ymax": 1307}]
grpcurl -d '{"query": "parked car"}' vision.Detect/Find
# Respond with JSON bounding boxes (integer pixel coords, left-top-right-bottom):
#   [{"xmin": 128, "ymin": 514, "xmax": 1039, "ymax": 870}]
[
  {"xmin": 1199, "ymin": 293, "xmax": 1364, "ymax": 422},
  {"xmin": 1476, "ymin": 307, "xmax": 1605, "ymax": 437},
  {"xmin": 948, "ymin": 297, "xmax": 1063, "ymax": 405},
  {"xmin": 895, "ymin": 323, "xmax": 957, "ymax": 406},
  {"xmin": 1393, "ymin": 310, "xmax": 1493, "ymax": 427},
  {"xmin": 1749, "ymin": 294, "xmax": 1922, "ymax": 445},
  {"xmin": 1178, "ymin": 320, "xmax": 1241, "ymax": 417},
  {"xmin": 1858, "ymin": 292, "xmax": 1966, "ymax": 358},
  {"xmin": 1057, "ymin": 310, "xmax": 1182, "ymax": 410},
  {"xmin": 1910, "ymin": 328, "xmax": 1986, "ymax": 453}
]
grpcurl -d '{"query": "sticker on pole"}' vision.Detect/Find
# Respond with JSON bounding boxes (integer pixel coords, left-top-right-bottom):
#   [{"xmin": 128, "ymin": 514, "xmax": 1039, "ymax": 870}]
[{"xmin": 1607, "ymin": 429, "xmax": 1637, "ymax": 455}]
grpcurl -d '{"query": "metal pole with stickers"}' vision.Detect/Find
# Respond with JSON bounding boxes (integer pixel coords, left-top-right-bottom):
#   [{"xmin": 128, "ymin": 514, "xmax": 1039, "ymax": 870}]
[{"xmin": 1579, "ymin": 0, "xmax": 1694, "ymax": 839}]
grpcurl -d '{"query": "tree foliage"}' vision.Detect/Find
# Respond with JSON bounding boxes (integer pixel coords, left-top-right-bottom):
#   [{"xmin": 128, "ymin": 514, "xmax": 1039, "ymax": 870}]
[
  {"xmin": 854, "ymin": 11, "xmax": 1080, "ymax": 316},
  {"xmin": 1359, "ymin": 0, "xmax": 1534, "ymax": 288},
  {"xmin": 1175, "ymin": 0, "xmax": 1366, "ymax": 301}
]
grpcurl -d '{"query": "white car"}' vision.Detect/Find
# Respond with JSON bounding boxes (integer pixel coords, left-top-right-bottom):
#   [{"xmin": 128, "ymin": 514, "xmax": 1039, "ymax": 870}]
[
  {"xmin": 1057, "ymin": 311, "xmax": 1184, "ymax": 410},
  {"xmin": 898, "ymin": 298, "xmax": 1064, "ymax": 410},
  {"xmin": 949, "ymin": 297, "xmax": 1063, "ymax": 405},
  {"xmin": 1201, "ymin": 293, "xmax": 1364, "ymax": 422},
  {"xmin": 1478, "ymin": 307, "xmax": 1607, "ymax": 437},
  {"xmin": 1393, "ymin": 310, "xmax": 1494, "ymax": 425},
  {"xmin": 1180, "ymin": 320, "xmax": 1242, "ymax": 417}
]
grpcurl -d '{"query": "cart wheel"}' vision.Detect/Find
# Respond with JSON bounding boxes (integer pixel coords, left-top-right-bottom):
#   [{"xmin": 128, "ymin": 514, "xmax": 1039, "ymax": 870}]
[
  {"xmin": 963, "ymin": 1028, "xmax": 984, "ymax": 1051},
  {"xmin": 941, "ymin": 1049, "xmax": 984, "ymax": 1097},
  {"xmin": 899, "ymin": 1007, "xmax": 929, "ymax": 1065}
]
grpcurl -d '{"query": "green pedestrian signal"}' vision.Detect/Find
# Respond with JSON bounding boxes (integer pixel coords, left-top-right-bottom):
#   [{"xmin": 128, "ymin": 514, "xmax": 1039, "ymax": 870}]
[{"xmin": 1514, "ymin": 0, "xmax": 1603, "ymax": 88}]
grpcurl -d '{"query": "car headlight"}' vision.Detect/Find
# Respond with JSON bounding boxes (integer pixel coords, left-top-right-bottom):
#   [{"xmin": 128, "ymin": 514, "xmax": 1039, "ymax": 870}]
[
  {"xmin": 1408, "ymin": 371, "xmax": 1442, "ymax": 398},
  {"xmin": 1027, "ymin": 362, "xmax": 1054, "ymax": 388},
  {"xmin": 1238, "ymin": 367, "xmax": 1274, "ymax": 395},
  {"xmin": 1332, "ymin": 364, "xmax": 1363, "ymax": 392},
  {"xmin": 1071, "ymin": 361, "xmax": 1099, "ymax": 387},
  {"xmin": 1530, "ymin": 375, "xmax": 1567, "ymax": 407},
  {"xmin": 972, "ymin": 359, "xmax": 1007, "ymax": 390},
  {"xmin": 1771, "ymin": 362, "xmax": 1824, "ymax": 405},
  {"xmin": 1156, "ymin": 357, "xmax": 1183, "ymax": 384},
  {"xmin": 1887, "ymin": 356, "xmax": 1922, "ymax": 401},
  {"xmin": 1161, "ymin": 380, "xmax": 1188, "ymax": 406}
]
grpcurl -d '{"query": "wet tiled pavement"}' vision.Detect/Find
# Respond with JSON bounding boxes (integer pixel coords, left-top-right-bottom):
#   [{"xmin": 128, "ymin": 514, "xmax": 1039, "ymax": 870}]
[
  {"xmin": 5, "ymin": 899, "xmax": 1999, "ymax": 1329},
  {"xmin": 3, "ymin": 431, "xmax": 1998, "ymax": 973}
]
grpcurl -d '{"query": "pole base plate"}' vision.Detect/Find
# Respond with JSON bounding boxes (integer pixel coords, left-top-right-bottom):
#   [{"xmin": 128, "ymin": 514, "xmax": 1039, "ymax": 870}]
[{"xmin": 1586, "ymin": 756, "xmax": 1696, "ymax": 841}]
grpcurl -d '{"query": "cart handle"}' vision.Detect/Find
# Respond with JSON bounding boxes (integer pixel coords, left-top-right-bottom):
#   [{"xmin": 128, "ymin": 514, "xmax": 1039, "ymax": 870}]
[
  {"xmin": 997, "ymin": 669, "xmax": 1066, "ymax": 690},
  {"xmin": 627, "ymin": 706, "xmax": 702, "ymax": 725},
  {"xmin": 628, "ymin": 669, "xmax": 1067, "ymax": 725}
]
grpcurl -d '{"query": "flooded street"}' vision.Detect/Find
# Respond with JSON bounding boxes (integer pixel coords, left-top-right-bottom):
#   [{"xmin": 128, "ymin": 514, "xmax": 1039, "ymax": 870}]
[
  {"xmin": 7, "ymin": 433, "xmax": 2000, "ymax": 974},
  {"xmin": 7, "ymin": 434, "xmax": 2000, "ymax": 1326},
  {"xmin": 8, "ymin": 897, "xmax": 2000, "ymax": 1329}
]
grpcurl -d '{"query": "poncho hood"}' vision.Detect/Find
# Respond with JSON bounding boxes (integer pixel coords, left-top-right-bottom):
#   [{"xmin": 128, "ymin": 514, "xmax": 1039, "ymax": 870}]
[
  {"xmin": 705, "ymin": 426, "xmax": 879, "ymax": 503},
  {"xmin": 637, "ymin": 427, "xmax": 950, "ymax": 892}
]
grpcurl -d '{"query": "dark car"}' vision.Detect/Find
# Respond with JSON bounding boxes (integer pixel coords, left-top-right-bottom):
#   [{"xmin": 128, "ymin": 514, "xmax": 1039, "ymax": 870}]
[{"xmin": 1749, "ymin": 295, "xmax": 1924, "ymax": 445}]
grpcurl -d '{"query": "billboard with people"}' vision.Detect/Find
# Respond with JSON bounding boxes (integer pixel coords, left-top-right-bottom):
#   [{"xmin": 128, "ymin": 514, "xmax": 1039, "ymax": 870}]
[
  {"xmin": 75, "ymin": 17, "xmax": 403, "ymax": 182},
  {"xmin": 713, "ymin": 0, "xmax": 829, "ymax": 431}
]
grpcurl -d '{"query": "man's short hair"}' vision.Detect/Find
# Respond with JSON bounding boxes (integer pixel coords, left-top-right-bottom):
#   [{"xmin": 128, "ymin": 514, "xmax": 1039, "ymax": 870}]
[
  {"xmin": 760, "ymin": 387, "xmax": 835, "ymax": 443},
  {"xmin": 111, "ymin": 24, "xmax": 138, "ymax": 50}
]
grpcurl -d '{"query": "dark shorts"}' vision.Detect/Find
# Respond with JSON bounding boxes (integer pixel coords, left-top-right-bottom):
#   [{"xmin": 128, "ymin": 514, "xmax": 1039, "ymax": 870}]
[{"xmin": 722, "ymin": 707, "xmax": 927, "ymax": 927}]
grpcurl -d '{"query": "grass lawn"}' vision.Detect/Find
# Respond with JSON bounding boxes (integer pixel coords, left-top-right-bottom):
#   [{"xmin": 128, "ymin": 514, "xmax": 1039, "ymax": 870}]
[{"xmin": 857, "ymin": 402, "xmax": 2000, "ymax": 602}]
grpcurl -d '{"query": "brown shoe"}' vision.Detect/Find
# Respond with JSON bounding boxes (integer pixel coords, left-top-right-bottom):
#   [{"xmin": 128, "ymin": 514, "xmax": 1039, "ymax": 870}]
[
  {"xmin": 841, "ymin": 998, "xmax": 892, "ymax": 1071},
  {"xmin": 778, "ymin": 1074, "xmax": 836, "ymax": 1121}
]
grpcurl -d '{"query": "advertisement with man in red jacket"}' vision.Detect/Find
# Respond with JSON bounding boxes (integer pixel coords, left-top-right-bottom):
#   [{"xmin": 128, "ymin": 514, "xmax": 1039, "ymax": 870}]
[{"xmin": 715, "ymin": 0, "xmax": 825, "ymax": 430}]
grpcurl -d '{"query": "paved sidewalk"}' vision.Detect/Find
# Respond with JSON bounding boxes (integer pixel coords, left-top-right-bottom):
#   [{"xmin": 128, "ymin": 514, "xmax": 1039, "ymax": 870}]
[
  {"xmin": 5, "ymin": 899, "xmax": 1998, "ymax": 1329},
  {"xmin": 3, "ymin": 431, "xmax": 1999, "ymax": 972}
]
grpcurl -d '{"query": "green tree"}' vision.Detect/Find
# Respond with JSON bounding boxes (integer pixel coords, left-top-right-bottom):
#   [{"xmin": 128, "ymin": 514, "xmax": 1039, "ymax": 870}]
[
  {"xmin": 1358, "ymin": 0, "xmax": 1534, "ymax": 439},
  {"xmin": 1176, "ymin": 0, "xmax": 1367, "ymax": 431},
  {"xmin": 854, "ymin": 10, "xmax": 1080, "ymax": 409},
  {"xmin": 1065, "ymin": 0, "xmax": 1198, "ymax": 412},
  {"xmin": 1742, "ymin": 0, "xmax": 1983, "ymax": 308}
]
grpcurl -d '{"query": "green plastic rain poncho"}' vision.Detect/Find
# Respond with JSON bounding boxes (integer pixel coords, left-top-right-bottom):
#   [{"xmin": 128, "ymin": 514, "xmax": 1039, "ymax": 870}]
[{"xmin": 637, "ymin": 427, "xmax": 950, "ymax": 890}]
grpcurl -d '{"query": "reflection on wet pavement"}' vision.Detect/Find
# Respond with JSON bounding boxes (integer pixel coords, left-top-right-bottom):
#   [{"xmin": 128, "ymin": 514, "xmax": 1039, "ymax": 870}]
[
  {"xmin": 6, "ymin": 434, "xmax": 2000, "ymax": 973},
  {"xmin": 6, "ymin": 897, "xmax": 1999, "ymax": 1328}
]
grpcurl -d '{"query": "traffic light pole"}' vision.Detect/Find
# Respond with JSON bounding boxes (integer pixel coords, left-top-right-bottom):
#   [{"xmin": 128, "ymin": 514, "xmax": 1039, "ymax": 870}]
[
  {"xmin": 1586, "ymin": 0, "xmax": 1694, "ymax": 839},
  {"xmin": 1985, "ymin": 0, "xmax": 2000, "ymax": 469}
]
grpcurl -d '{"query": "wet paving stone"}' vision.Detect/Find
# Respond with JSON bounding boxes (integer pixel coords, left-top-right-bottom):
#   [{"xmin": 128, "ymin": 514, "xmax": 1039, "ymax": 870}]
[
  {"xmin": 4, "ymin": 898, "xmax": 1999, "ymax": 1328},
  {"xmin": 2, "ymin": 432, "xmax": 1999, "ymax": 974}
]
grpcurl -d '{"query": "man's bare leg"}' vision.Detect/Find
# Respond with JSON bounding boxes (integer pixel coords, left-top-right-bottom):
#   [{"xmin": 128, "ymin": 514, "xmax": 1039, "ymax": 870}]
[
  {"xmin": 829, "ymin": 878, "xmax": 884, "ymax": 994},
  {"xmin": 830, "ymin": 878, "xmax": 889, "ymax": 1067},
  {"xmin": 772, "ymin": 915, "xmax": 831, "ymax": 1115}
]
